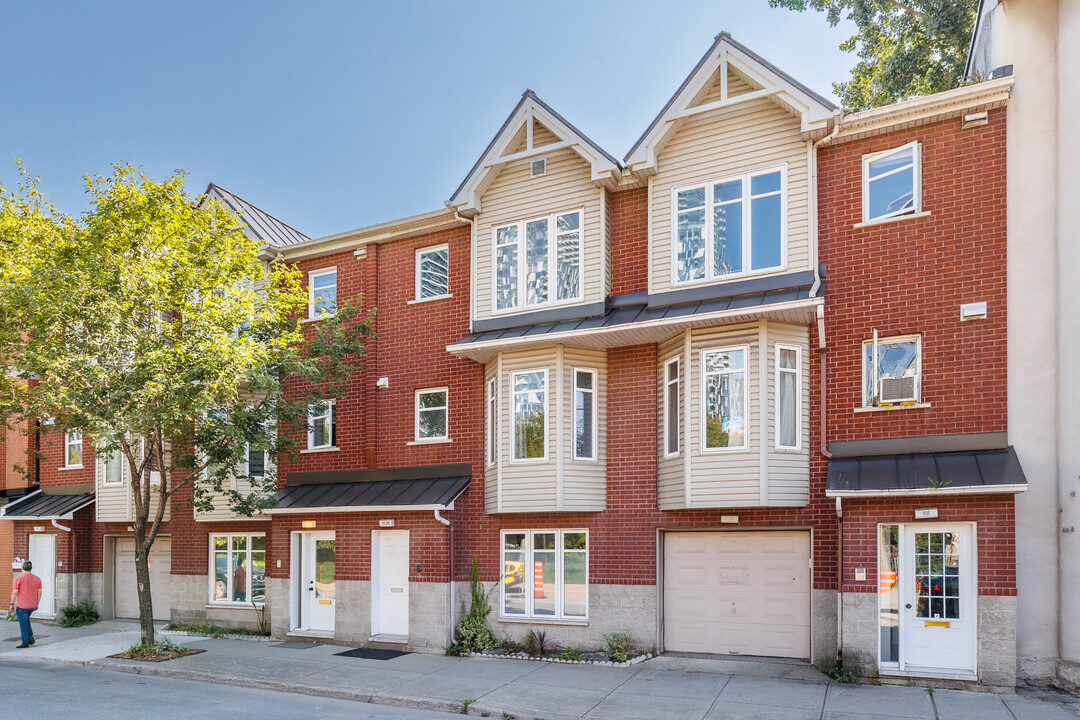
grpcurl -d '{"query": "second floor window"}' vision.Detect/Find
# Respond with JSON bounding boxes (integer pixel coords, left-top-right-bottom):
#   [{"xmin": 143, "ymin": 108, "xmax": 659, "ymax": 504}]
[
  {"xmin": 863, "ymin": 334, "xmax": 921, "ymax": 407},
  {"xmin": 512, "ymin": 370, "xmax": 546, "ymax": 461},
  {"xmin": 101, "ymin": 449, "xmax": 123, "ymax": 485},
  {"xmin": 415, "ymin": 388, "xmax": 449, "ymax": 441},
  {"xmin": 495, "ymin": 211, "xmax": 582, "ymax": 312},
  {"xmin": 65, "ymin": 430, "xmax": 83, "ymax": 467},
  {"xmin": 702, "ymin": 347, "xmax": 748, "ymax": 451},
  {"xmin": 308, "ymin": 267, "xmax": 337, "ymax": 319},
  {"xmin": 416, "ymin": 245, "xmax": 450, "ymax": 300},
  {"xmin": 674, "ymin": 169, "xmax": 784, "ymax": 284},
  {"xmin": 308, "ymin": 400, "xmax": 336, "ymax": 449},
  {"xmin": 245, "ymin": 443, "xmax": 266, "ymax": 479}
]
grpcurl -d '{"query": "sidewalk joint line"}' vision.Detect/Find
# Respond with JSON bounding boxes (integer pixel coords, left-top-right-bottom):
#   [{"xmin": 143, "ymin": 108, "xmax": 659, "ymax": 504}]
[
  {"xmin": 577, "ymin": 664, "xmax": 644, "ymax": 718},
  {"xmin": 700, "ymin": 672, "xmax": 733, "ymax": 719}
]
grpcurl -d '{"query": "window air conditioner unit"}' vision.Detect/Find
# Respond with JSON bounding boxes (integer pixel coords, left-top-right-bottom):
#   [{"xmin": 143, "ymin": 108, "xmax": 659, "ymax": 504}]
[{"xmin": 879, "ymin": 376, "xmax": 916, "ymax": 404}]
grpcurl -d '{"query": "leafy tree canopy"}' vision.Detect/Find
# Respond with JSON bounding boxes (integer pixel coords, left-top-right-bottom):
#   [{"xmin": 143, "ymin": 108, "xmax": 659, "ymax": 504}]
[
  {"xmin": 0, "ymin": 164, "xmax": 372, "ymax": 642},
  {"xmin": 769, "ymin": 0, "xmax": 979, "ymax": 110}
]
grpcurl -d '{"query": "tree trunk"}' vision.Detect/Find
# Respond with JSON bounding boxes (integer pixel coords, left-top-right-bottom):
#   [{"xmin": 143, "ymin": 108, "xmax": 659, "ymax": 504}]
[{"xmin": 134, "ymin": 541, "xmax": 156, "ymax": 645}]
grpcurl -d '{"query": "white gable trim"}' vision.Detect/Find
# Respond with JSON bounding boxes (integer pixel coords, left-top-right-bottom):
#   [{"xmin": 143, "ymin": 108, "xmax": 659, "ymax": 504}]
[
  {"xmin": 624, "ymin": 33, "xmax": 837, "ymax": 178},
  {"xmin": 449, "ymin": 92, "xmax": 621, "ymax": 216}
]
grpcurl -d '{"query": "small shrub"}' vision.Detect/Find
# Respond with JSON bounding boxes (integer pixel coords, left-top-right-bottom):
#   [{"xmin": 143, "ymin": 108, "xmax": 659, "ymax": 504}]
[
  {"xmin": 454, "ymin": 555, "xmax": 498, "ymax": 653},
  {"xmin": 823, "ymin": 665, "xmax": 859, "ymax": 684},
  {"xmin": 445, "ymin": 643, "xmax": 468, "ymax": 657},
  {"xmin": 555, "ymin": 646, "xmax": 581, "ymax": 661},
  {"xmin": 126, "ymin": 638, "xmax": 183, "ymax": 655},
  {"xmin": 501, "ymin": 635, "xmax": 525, "ymax": 653},
  {"xmin": 603, "ymin": 632, "xmax": 633, "ymax": 663},
  {"xmin": 60, "ymin": 600, "xmax": 100, "ymax": 628}
]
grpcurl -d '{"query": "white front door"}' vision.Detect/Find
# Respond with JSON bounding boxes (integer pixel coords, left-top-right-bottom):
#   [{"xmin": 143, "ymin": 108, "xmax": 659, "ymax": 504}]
[
  {"xmin": 900, "ymin": 524, "xmax": 976, "ymax": 673},
  {"xmin": 371, "ymin": 530, "xmax": 409, "ymax": 638},
  {"xmin": 294, "ymin": 531, "xmax": 335, "ymax": 633},
  {"xmin": 28, "ymin": 534, "xmax": 56, "ymax": 616}
]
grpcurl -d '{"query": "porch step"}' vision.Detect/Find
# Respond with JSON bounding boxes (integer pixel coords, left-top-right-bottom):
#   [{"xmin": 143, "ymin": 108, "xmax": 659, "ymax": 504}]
[{"xmin": 368, "ymin": 634, "xmax": 409, "ymax": 647}]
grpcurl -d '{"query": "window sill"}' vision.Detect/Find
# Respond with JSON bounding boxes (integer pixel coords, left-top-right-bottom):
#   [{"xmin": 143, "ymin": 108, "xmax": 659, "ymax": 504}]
[
  {"xmin": 497, "ymin": 616, "xmax": 588, "ymax": 627},
  {"xmin": 205, "ymin": 603, "xmax": 265, "ymax": 611},
  {"xmin": 853, "ymin": 403, "xmax": 932, "ymax": 414},
  {"xmin": 508, "ymin": 458, "xmax": 549, "ymax": 465},
  {"xmin": 300, "ymin": 446, "xmax": 340, "ymax": 454},
  {"xmin": 490, "ymin": 298, "xmax": 584, "ymax": 317},
  {"xmin": 699, "ymin": 447, "xmax": 751, "ymax": 455},
  {"xmin": 302, "ymin": 314, "xmax": 336, "ymax": 324},
  {"xmin": 58, "ymin": 465, "xmax": 84, "ymax": 471},
  {"xmin": 407, "ymin": 294, "xmax": 452, "ymax": 305},
  {"xmin": 853, "ymin": 210, "xmax": 931, "ymax": 229},
  {"xmin": 407, "ymin": 438, "xmax": 452, "ymax": 446}
]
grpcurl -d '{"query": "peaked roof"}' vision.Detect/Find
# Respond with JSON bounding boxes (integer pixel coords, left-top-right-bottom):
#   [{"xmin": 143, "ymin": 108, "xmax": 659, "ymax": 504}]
[
  {"xmin": 203, "ymin": 183, "xmax": 311, "ymax": 248},
  {"xmin": 448, "ymin": 90, "xmax": 621, "ymax": 216},
  {"xmin": 624, "ymin": 32, "xmax": 837, "ymax": 176}
]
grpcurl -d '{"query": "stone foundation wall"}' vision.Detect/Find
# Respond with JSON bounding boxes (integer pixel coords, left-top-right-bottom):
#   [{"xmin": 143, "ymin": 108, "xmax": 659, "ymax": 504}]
[
  {"xmin": 978, "ymin": 594, "xmax": 1017, "ymax": 687},
  {"xmin": 170, "ymin": 574, "xmax": 271, "ymax": 632},
  {"xmin": 840, "ymin": 592, "xmax": 878, "ymax": 675},
  {"xmin": 812, "ymin": 588, "xmax": 838, "ymax": 669}
]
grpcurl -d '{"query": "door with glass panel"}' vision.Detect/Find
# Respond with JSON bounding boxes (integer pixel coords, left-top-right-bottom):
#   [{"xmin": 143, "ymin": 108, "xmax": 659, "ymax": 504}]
[
  {"xmin": 882, "ymin": 524, "xmax": 975, "ymax": 673},
  {"xmin": 293, "ymin": 531, "xmax": 335, "ymax": 633}
]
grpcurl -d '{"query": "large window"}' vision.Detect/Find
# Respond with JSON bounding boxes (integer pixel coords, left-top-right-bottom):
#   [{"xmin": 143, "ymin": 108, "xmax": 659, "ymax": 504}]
[
  {"xmin": 664, "ymin": 357, "xmax": 680, "ymax": 457},
  {"xmin": 308, "ymin": 400, "xmax": 336, "ymax": 449},
  {"xmin": 501, "ymin": 529, "xmax": 587, "ymax": 619},
  {"xmin": 308, "ymin": 267, "xmax": 337, "ymax": 319},
  {"xmin": 416, "ymin": 245, "xmax": 450, "ymax": 301},
  {"xmin": 65, "ymin": 430, "xmax": 83, "ymax": 468},
  {"xmin": 776, "ymin": 345, "xmax": 801, "ymax": 450},
  {"xmin": 674, "ymin": 168, "xmax": 784, "ymax": 284},
  {"xmin": 702, "ymin": 347, "xmax": 748, "ymax": 451},
  {"xmin": 512, "ymin": 370, "xmax": 547, "ymax": 461},
  {"xmin": 494, "ymin": 210, "xmax": 582, "ymax": 312},
  {"xmin": 863, "ymin": 142, "xmax": 920, "ymax": 222},
  {"xmin": 862, "ymin": 334, "xmax": 921, "ymax": 407},
  {"xmin": 573, "ymin": 369, "xmax": 596, "ymax": 461},
  {"xmin": 415, "ymin": 387, "xmax": 449, "ymax": 442},
  {"xmin": 210, "ymin": 534, "xmax": 265, "ymax": 606}
]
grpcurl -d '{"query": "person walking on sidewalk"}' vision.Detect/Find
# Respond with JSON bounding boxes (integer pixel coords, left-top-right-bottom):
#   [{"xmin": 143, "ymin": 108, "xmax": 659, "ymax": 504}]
[{"xmin": 9, "ymin": 560, "xmax": 42, "ymax": 648}]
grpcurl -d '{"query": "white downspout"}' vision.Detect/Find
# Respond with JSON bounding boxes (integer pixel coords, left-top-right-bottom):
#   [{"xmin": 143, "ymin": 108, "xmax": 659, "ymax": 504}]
[
  {"xmin": 809, "ymin": 113, "xmax": 842, "ymax": 298},
  {"xmin": 51, "ymin": 519, "xmax": 75, "ymax": 609}
]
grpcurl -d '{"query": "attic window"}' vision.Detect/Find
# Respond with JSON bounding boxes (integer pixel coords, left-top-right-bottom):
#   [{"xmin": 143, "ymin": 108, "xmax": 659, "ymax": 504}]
[{"xmin": 530, "ymin": 158, "xmax": 547, "ymax": 178}]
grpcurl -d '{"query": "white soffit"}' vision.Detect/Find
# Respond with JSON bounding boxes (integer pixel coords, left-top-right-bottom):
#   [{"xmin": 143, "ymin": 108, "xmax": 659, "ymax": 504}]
[
  {"xmin": 448, "ymin": 90, "xmax": 621, "ymax": 216},
  {"xmin": 624, "ymin": 32, "xmax": 837, "ymax": 178}
]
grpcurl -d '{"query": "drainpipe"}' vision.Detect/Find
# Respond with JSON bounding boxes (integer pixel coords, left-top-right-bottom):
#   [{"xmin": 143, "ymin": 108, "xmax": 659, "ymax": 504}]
[
  {"xmin": 835, "ymin": 497, "xmax": 843, "ymax": 670},
  {"xmin": 434, "ymin": 508, "xmax": 454, "ymax": 642},
  {"xmin": 51, "ymin": 518, "xmax": 75, "ymax": 609}
]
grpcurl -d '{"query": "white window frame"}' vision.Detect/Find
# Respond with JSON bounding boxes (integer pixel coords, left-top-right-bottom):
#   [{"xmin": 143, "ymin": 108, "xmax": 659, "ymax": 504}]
[
  {"xmin": 671, "ymin": 166, "xmax": 787, "ymax": 287},
  {"xmin": 492, "ymin": 209, "xmax": 584, "ymax": 314},
  {"xmin": 414, "ymin": 244, "xmax": 450, "ymax": 302},
  {"xmin": 307, "ymin": 400, "xmax": 336, "ymax": 450},
  {"xmin": 487, "ymin": 377, "xmax": 497, "ymax": 467},
  {"xmin": 862, "ymin": 141, "xmax": 921, "ymax": 223},
  {"xmin": 499, "ymin": 529, "xmax": 588, "ymax": 620},
  {"xmin": 307, "ymin": 267, "xmax": 337, "ymax": 320},
  {"xmin": 664, "ymin": 356, "xmax": 681, "ymax": 458},
  {"xmin": 208, "ymin": 532, "xmax": 266, "ymax": 607},
  {"xmin": 64, "ymin": 430, "xmax": 84, "ymax": 468},
  {"xmin": 572, "ymin": 368, "xmax": 597, "ymax": 462},
  {"xmin": 775, "ymin": 344, "xmax": 802, "ymax": 451},
  {"xmin": 510, "ymin": 368, "xmax": 548, "ymax": 463},
  {"xmin": 861, "ymin": 333, "xmax": 922, "ymax": 408},
  {"xmin": 136, "ymin": 437, "xmax": 162, "ymax": 485},
  {"xmin": 414, "ymin": 387, "xmax": 449, "ymax": 442},
  {"xmin": 99, "ymin": 449, "xmax": 124, "ymax": 485},
  {"xmin": 700, "ymin": 345, "xmax": 750, "ymax": 453}
]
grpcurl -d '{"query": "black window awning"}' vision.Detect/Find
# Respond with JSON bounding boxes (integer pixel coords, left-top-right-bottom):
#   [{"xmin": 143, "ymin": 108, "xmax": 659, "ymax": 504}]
[
  {"xmin": 0, "ymin": 489, "xmax": 95, "ymax": 519},
  {"xmin": 269, "ymin": 464, "xmax": 471, "ymax": 514},
  {"xmin": 826, "ymin": 447, "xmax": 1027, "ymax": 498}
]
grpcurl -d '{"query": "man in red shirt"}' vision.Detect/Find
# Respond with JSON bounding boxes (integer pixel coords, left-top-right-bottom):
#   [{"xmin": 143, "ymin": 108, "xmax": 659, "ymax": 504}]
[{"xmin": 9, "ymin": 560, "xmax": 42, "ymax": 648}]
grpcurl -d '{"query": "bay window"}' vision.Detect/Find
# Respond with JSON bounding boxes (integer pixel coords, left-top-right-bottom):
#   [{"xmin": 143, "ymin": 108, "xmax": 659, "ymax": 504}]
[
  {"xmin": 664, "ymin": 357, "xmax": 680, "ymax": 457},
  {"xmin": 494, "ymin": 210, "xmax": 582, "ymax": 312},
  {"xmin": 210, "ymin": 533, "xmax": 265, "ymax": 606},
  {"xmin": 501, "ymin": 529, "xmax": 588, "ymax": 619},
  {"xmin": 702, "ymin": 346, "xmax": 748, "ymax": 451},
  {"xmin": 512, "ymin": 370, "xmax": 546, "ymax": 461},
  {"xmin": 776, "ymin": 345, "xmax": 801, "ymax": 450},
  {"xmin": 487, "ymin": 378, "xmax": 497, "ymax": 466},
  {"xmin": 573, "ymin": 369, "xmax": 596, "ymax": 461}
]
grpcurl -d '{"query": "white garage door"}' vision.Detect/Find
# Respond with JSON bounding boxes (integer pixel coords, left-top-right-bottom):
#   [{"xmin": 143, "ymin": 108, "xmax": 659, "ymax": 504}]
[
  {"xmin": 114, "ymin": 537, "xmax": 172, "ymax": 620},
  {"xmin": 664, "ymin": 531, "xmax": 811, "ymax": 658}
]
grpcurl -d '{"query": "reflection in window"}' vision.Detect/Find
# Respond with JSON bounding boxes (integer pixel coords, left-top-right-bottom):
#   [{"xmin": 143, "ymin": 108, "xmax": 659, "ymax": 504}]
[
  {"xmin": 863, "ymin": 335, "xmax": 920, "ymax": 406},
  {"xmin": 416, "ymin": 388, "xmax": 449, "ymax": 441},
  {"xmin": 417, "ymin": 245, "xmax": 450, "ymax": 300},
  {"xmin": 211, "ymin": 533, "xmax": 265, "ymax": 605},
  {"xmin": 703, "ymin": 347, "xmax": 747, "ymax": 450},
  {"xmin": 308, "ymin": 268, "xmax": 337, "ymax": 318},
  {"xmin": 512, "ymin": 370, "xmax": 546, "ymax": 460},
  {"xmin": 573, "ymin": 369, "xmax": 595, "ymax": 460},
  {"xmin": 865, "ymin": 143, "xmax": 919, "ymax": 222},
  {"xmin": 878, "ymin": 525, "xmax": 899, "ymax": 663},
  {"xmin": 495, "ymin": 212, "xmax": 582, "ymax": 312},
  {"xmin": 665, "ymin": 358, "xmax": 680, "ymax": 456},
  {"xmin": 914, "ymin": 532, "xmax": 960, "ymax": 620},
  {"xmin": 500, "ymin": 529, "xmax": 588, "ymax": 619}
]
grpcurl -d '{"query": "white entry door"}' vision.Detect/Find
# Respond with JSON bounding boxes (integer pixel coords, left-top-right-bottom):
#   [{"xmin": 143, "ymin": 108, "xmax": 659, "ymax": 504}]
[
  {"xmin": 294, "ymin": 531, "xmax": 335, "ymax": 633},
  {"xmin": 28, "ymin": 534, "xmax": 56, "ymax": 616},
  {"xmin": 900, "ymin": 524, "xmax": 976, "ymax": 673},
  {"xmin": 371, "ymin": 530, "xmax": 409, "ymax": 638}
]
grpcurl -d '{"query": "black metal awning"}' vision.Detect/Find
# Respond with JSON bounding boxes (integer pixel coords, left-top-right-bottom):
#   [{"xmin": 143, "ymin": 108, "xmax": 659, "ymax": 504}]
[
  {"xmin": 269, "ymin": 464, "xmax": 471, "ymax": 514},
  {"xmin": 0, "ymin": 489, "xmax": 95, "ymax": 519},
  {"xmin": 826, "ymin": 447, "xmax": 1027, "ymax": 498}
]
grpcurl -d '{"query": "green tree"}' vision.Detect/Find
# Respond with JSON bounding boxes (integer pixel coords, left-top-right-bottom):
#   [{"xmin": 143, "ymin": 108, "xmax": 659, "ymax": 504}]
[
  {"xmin": 0, "ymin": 164, "xmax": 372, "ymax": 644},
  {"xmin": 769, "ymin": 0, "xmax": 979, "ymax": 110}
]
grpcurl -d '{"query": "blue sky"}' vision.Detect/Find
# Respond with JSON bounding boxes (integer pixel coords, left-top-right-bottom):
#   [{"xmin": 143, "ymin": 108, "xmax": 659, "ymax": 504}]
[{"xmin": 0, "ymin": 1, "xmax": 855, "ymax": 239}]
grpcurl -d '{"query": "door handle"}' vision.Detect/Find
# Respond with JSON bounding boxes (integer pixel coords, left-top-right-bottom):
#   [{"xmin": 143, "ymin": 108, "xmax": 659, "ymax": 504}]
[
  {"xmin": 308, "ymin": 587, "xmax": 315, "ymax": 592},
  {"xmin": 905, "ymin": 603, "xmax": 912, "ymax": 609}
]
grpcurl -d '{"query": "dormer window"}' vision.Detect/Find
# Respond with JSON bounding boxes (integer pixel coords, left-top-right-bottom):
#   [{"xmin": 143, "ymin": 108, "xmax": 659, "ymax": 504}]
[{"xmin": 494, "ymin": 210, "xmax": 582, "ymax": 312}]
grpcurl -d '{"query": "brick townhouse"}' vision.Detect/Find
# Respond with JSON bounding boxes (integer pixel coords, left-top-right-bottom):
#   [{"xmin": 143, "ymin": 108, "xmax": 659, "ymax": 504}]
[{"xmin": 1, "ymin": 33, "xmax": 1029, "ymax": 686}]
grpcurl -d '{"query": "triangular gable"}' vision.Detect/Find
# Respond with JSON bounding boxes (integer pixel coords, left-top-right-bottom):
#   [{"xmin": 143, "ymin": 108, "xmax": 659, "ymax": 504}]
[
  {"xmin": 448, "ymin": 90, "xmax": 621, "ymax": 216},
  {"xmin": 201, "ymin": 184, "xmax": 311, "ymax": 248},
  {"xmin": 624, "ymin": 32, "xmax": 837, "ymax": 178}
]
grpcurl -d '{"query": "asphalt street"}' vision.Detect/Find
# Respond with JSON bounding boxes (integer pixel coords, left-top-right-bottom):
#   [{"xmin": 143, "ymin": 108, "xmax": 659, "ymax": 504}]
[{"xmin": 1, "ymin": 659, "xmax": 471, "ymax": 720}]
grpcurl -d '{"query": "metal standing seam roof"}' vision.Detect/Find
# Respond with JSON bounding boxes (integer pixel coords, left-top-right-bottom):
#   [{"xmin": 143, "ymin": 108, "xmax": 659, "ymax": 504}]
[
  {"xmin": 453, "ymin": 285, "xmax": 815, "ymax": 348},
  {"xmin": 826, "ymin": 448, "xmax": 1027, "ymax": 497},
  {"xmin": 0, "ymin": 490, "xmax": 96, "ymax": 519},
  {"xmin": 269, "ymin": 476, "xmax": 470, "ymax": 513},
  {"xmin": 205, "ymin": 183, "xmax": 311, "ymax": 247}
]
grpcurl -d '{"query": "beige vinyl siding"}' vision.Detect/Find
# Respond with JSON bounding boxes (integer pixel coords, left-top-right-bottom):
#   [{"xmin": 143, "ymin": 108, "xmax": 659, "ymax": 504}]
[
  {"xmin": 95, "ymin": 445, "xmax": 170, "ymax": 523},
  {"xmin": 657, "ymin": 321, "xmax": 810, "ymax": 510},
  {"xmin": 195, "ymin": 475, "xmax": 270, "ymax": 522},
  {"xmin": 649, "ymin": 97, "xmax": 811, "ymax": 295},
  {"xmin": 701, "ymin": 68, "xmax": 758, "ymax": 104},
  {"xmin": 532, "ymin": 120, "xmax": 560, "ymax": 147},
  {"xmin": 486, "ymin": 346, "xmax": 606, "ymax": 513},
  {"xmin": 765, "ymin": 323, "xmax": 811, "ymax": 506},
  {"xmin": 474, "ymin": 146, "xmax": 605, "ymax": 321}
]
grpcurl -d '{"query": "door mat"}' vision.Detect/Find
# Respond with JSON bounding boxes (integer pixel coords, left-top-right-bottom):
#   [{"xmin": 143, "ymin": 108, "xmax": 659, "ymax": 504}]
[
  {"xmin": 272, "ymin": 641, "xmax": 322, "ymax": 649},
  {"xmin": 334, "ymin": 647, "xmax": 410, "ymax": 660}
]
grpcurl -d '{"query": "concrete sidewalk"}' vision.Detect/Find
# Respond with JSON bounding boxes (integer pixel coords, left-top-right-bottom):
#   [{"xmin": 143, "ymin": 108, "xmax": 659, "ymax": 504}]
[{"xmin": 2, "ymin": 619, "xmax": 1079, "ymax": 720}]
